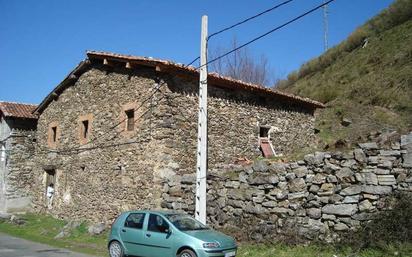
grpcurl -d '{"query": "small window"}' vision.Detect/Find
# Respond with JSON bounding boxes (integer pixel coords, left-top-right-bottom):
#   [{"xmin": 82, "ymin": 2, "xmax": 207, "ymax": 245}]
[
  {"xmin": 125, "ymin": 109, "xmax": 134, "ymax": 131},
  {"xmin": 259, "ymin": 126, "xmax": 270, "ymax": 138},
  {"xmin": 82, "ymin": 120, "xmax": 89, "ymax": 139},
  {"xmin": 125, "ymin": 213, "xmax": 146, "ymax": 229},
  {"xmin": 52, "ymin": 126, "xmax": 57, "ymax": 142},
  {"xmin": 148, "ymin": 214, "xmax": 169, "ymax": 233}
]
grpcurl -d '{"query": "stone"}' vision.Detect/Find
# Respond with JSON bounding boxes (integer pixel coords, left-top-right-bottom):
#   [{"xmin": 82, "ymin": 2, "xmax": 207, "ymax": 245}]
[
  {"xmin": 312, "ymin": 174, "xmax": 326, "ymax": 184},
  {"xmin": 359, "ymin": 142, "xmax": 378, "ymax": 150},
  {"xmin": 181, "ymin": 174, "xmax": 196, "ymax": 184},
  {"xmin": 248, "ymin": 174, "xmax": 279, "ymax": 185},
  {"xmin": 377, "ymin": 175, "xmax": 396, "ymax": 186},
  {"xmin": 359, "ymin": 200, "xmax": 373, "ymax": 212},
  {"xmin": 262, "ymin": 201, "xmax": 277, "ymax": 208},
  {"xmin": 322, "ymin": 204, "xmax": 358, "ymax": 216},
  {"xmin": 343, "ymin": 195, "xmax": 360, "ymax": 203},
  {"xmin": 288, "ymin": 192, "xmax": 308, "ymax": 200},
  {"xmin": 294, "ymin": 167, "xmax": 308, "ymax": 178},
  {"xmin": 361, "ymin": 185, "xmax": 392, "ymax": 195},
  {"xmin": 309, "ymin": 184, "xmax": 320, "ymax": 193},
  {"xmin": 326, "ymin": 175, "xmax": 338, "ymax": 183},
  {"xmin": 341, "ymin": 118, "xmax": 352, "ymax": 127},
  {"xmin": 54, "ymin": 220, "xmax": 81, "ymax": 239},
  {"xmin": 354, "ymin": 149, "xmax": 367, "ymax": 163},
  {"xmin": 355, "ymin": 172, "xmax": 378, "ymax": 185},
  {"xmin": 225, "ymin": 181, "xmax": 240, "ymax": 188},
  {"xmin": 0, "ymin": 213, "xmax": 11, "ymax": 221},
  {"xmin": 307, "ymin": 208, "xmax": 321, "ymax": 219},
  {"xmin": 334, "ymin": 223, "xmax": 349, "ymax": 231},
  {"xmin": 88, "ymin": 222, "xmax": 106, "ymax": 235},
  {"xmin": 335, "ymin": 168, "xmax": 354, "ymax": 182},
  {"xmin": 252, "ymin": 160, "xmax": 269, "ymax": 173},
  {"xmin": 379, "ymin": 150, "xmax": 401, "ymax": 157},
  {"xmin": 288, "ymin": 178, "xmax": 306, "ymax": 192},
  {"xmin": 340, "ymin": 185, "xmax": 362, "ymax": 196}
]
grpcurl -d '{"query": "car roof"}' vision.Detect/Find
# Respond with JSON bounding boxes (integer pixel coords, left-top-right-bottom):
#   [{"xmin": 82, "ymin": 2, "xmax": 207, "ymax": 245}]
[{"xmin": 124, "ymin": 210, "xmax": 186, "ymax": 216}]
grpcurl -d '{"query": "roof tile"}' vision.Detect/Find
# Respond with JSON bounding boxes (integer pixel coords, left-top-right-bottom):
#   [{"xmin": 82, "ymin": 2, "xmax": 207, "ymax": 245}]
[{"xmin": 0, "ymin": 101, "xmax": 38, "ymax": 119}]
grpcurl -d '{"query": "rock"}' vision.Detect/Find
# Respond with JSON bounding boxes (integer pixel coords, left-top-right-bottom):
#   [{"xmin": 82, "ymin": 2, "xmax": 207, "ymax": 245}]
[
  {"xmin": 0, "ymin": 213, "xmax": 11, "ymax": 221},
  {"xmin": 341, "ymin": 118, "xmax": 352, "ymax": 127},
  {"xmin": 288, "ymin": 192, "xmax": 308, "ymax": 200},
  {"xmin": 10, "ymin": 215, "xmax": 26, "ymax": 225},
  {"xmin": 269, "ymin": 163, "xmax": 287, "ymax": 175},
  {"xmin": 359, "ymin": 200, "xmax": 373, "ymax": 212},
  {"xmin": 55, "ymin": 220, "xmax": 81, "ymax": 239},
  {"xmin": 262, "ymin": 201, "xmax": 277, "ymax": 208},
  {"xmin": 354, "ymin": 149, "xmax": 367, "ymax": 163},
  {"xmin": 307, "ymin": 208, "xmax": 321, "ymax": 219},
  {"xmin": 355, "ymin": 172, "xmax": 378, "ymax": 185},
  {"xmin": 326, "ymin": 175, "xmax": 338, "ymax": 183},
  {"xmin": 377, "ymin": 175, "xmax": 396, "ymax": 185},
  {"xmin": 293, "ymin": 167, "xmax": 308, "ymax": 178},
  {"xmin": 288, "ymin": 178, "xmax": 306, "ymax": 192},
  {"xmin": 248, "ymin": 174, "xmax": 278, "ymax": 185},
  {"xmin": 334, "ymin": 223, "xmax": 349, "ymax": 231},
  {"xmin": 88, "ymin": 222, "xmax": 106, "ymax": 235},
  {"xmin": 225, "ymin": 181, "xmax": 240, "ymax": 189},
  {"xmin": 340, "ymin": 185, "xmax": 362, "ymax": 196},
  {"xmin": 322, "ymin": 204, "xmax": 358, "ymax": 216},
  {"xmin": 343, "ymin": 195, "xmax": 360, "ymax": 203},
  {"xmin": 379, "ymin": 150, "xmax": 401, "ymax": 157},
  {"xmin": 359, "ymin": 142, "xmax": 378, "ymax": 150},
  {"xmin": 309, "ymin": 184, "xmax": 320, "ymax": 193},
  {"xmin": 361, "ymin": 185, "xmax": 392, "ymax": 195},
  {"xmin": 181, "ymin": 174, "xmax": 196, "ymax": 184},
  {"xmin": 335, "ymin": 168, "xmax": 354, "ymax": 182},
  {"xmin": 322, "ymin": 214, "xmax": 336, "ymax": 220},
  {"xmin": 252, "ymin": 160, "xmax": 269, "ymax": 172},
  {"xmin": 312, "ymin": 174, "xmax": 326, "ymax": 184}
]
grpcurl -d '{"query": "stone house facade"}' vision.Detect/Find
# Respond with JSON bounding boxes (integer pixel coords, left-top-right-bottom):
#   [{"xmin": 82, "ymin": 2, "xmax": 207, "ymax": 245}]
[
  {"xmin": 0, "ymin": 102, "xmax": 37, "ymax": 213},
  {"xmin": 30, "ymin": 51, "xmax": 323, "ymax": 221}
]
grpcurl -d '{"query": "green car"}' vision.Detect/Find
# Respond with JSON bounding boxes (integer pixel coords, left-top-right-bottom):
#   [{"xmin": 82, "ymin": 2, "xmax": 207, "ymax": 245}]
[{"xmin": 108, "ymin": 210, "xmax": 237, "ymax": 257}]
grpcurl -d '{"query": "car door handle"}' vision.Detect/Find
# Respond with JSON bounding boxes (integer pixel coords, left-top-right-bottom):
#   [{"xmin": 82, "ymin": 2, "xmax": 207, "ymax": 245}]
[
  {"xmin": 145, "ymin": 233, "xmax": 151, "ymax": 237},
  {"xmin": 121, "ymin": 229, "xmax": 126, "ymax": 232}
]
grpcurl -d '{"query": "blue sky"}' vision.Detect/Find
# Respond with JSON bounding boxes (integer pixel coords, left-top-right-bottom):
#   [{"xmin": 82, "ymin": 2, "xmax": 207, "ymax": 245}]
[{"xmin": 0, "ymin": 0, "xmax": 393, "ymax": 104}]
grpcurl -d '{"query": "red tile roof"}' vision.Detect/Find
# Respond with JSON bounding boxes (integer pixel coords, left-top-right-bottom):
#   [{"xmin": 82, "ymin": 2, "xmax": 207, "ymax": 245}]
[
  {"xmin": 0, "ymin": 101, "xmax": 38, "ymax": 119},
  {"xmin": 35, "ymin": 51, "xmax": 325, "ymax": 114}
]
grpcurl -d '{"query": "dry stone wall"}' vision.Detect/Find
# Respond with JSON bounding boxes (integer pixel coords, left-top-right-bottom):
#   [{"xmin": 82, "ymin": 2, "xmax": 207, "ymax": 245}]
[{"xmin": 161, "ymin": 132, "xmax": 412, "ymax": 242}]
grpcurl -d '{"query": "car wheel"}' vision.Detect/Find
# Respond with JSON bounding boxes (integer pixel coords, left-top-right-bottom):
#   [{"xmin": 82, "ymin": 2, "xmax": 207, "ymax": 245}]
[
  {"xmin": 109, "ymin": 241, "xmax": 124, "ymax": 257},
  {"xmin": 179, "ymin": 249, "xmax": 197, "ymax": 257}
]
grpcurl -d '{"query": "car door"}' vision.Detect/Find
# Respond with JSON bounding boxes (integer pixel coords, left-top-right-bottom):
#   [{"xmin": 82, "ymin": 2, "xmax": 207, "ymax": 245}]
[
  {"xmin": 140, "ymin": 213, "xmax": 174, "ymax": 257},
  {"xmin": 119, "ymin": 213, "xmax": 146, "ymax": 255}
]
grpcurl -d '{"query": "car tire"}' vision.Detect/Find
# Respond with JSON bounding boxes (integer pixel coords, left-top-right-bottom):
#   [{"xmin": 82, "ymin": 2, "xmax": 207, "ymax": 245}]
[
  {"xmin": 179, "ymin": 249, "xmax": 197, "ymax": 257},
  {"xmin": 109, "ymin": 241, "xmax": 125, "ymax": 257}
]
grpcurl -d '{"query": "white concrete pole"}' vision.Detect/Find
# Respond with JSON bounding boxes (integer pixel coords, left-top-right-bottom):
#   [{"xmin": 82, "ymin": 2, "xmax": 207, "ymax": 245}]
[{"xmin": 195, "ymin": 15, "xmax": 208, "ymax": 225}]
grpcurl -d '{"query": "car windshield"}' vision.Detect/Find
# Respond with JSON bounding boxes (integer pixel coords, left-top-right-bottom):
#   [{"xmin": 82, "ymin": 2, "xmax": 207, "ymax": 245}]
[{"xmin": 165, "ymin": 214, "xmax": 209, "ymax": 231}]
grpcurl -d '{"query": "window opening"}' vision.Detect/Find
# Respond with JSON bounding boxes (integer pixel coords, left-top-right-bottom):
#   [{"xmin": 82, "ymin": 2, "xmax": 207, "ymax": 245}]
[
  {"xmin": 45, "ymin": 169, "xmax": 56, "ymax": 209},
  {"xmin": 259, "ymin": 126, "xmax": 270, "ymax": 138},
  {"xmin": 51, "ymin": 126, "xmax": 57, "ymax": 142},
  {"xmin": 125, "ymin": 109, "xmax": 134, "ymax": 131},
  {"xmin": 82, "ymin": 120, "xmax": 89, "ymax": 139}
]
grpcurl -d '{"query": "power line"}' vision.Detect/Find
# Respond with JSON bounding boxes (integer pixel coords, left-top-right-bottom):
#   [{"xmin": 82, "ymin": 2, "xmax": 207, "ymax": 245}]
[
  {"xmin": 196, "ymin": 0, "xmax": 336, "ymax": 70},
  {"xmin": 208, "ymin": 0, "xmax": 294, "ymax": 40}
]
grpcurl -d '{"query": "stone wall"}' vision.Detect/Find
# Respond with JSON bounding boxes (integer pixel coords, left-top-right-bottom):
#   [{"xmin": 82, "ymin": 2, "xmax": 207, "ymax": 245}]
[
  {"xmin": 0, "ymin": 117, "xmax": 37, "ymax": 213},
  {"xmin": 161, "ymin": 132, "xmax": 412, "ymax": 242},
  {"xmin": 31, "ymin": 64, "xmax": 316, "ymax": 222}
]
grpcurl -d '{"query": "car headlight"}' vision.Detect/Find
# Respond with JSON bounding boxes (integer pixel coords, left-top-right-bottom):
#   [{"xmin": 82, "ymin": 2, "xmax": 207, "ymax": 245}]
[{"xmin": 203, "ymin": 242, "xmax": 220, "ymax": 248}]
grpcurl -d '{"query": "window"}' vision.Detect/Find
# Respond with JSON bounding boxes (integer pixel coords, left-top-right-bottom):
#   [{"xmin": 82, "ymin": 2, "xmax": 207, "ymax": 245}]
[
  {"xmin": 125, "ymin": 109, "xmax": 134, "ymax": 131},
  {"xmin": 82, "ymin": 120, "xmax": 89, "ymax": 139},
  {"xmin": 78, "ymin": 114, "xmax": 93, "ymax": 144},
  {"xmin": 148, "ymin": 214, "xmax": 169, "ymax": 233},
  {"xmin": 52, "ymin": 126, "xmax": 57, "ymax": 142},
  {"xmin": 259, "ymin": 126, "xmax": 270, "ymax": 138},
  {"xmin": 124, "ymin": 213, "xmax": 145, "ymax": 229}
]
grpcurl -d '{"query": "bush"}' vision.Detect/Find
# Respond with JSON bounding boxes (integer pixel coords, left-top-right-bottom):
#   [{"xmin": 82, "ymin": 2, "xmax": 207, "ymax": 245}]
[{"xmin": 340, "ymin": 192, "xmax": 412, "ymax": 250}]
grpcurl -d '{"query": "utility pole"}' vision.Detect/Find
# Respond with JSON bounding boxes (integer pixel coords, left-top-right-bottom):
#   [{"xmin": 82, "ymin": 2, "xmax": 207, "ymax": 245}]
[
  {"xmin": 323, "ymin": 0, "xmax": 329, "ymax": 51},
  {"xmin": 195, "ymin": 15, "xmax": 208, "ymax": 225}
]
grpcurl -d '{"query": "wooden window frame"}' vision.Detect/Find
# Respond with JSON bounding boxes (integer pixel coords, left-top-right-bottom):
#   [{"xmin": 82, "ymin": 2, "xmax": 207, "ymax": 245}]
[{"xmin": 120, "ymin": 102, "xmax": 139, "ymax": 137}]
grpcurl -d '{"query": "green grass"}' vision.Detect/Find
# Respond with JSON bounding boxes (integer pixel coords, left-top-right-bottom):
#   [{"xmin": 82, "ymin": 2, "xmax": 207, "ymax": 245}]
[
  {"xmin": 0, "ymin": 213, "xmax": 108, "ymax": 256},
  {"xmin": 0, "ymin": 213, "xmax": 411, "ymax": 257},
  {"xmin": 276, "ymin": 0, "xmax": 412, "ymax": 148}
]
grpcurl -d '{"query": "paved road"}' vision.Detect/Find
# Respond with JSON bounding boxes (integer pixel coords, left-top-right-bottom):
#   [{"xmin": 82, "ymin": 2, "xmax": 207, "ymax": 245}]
[{"xmin": 0, "ymin": 233, "xmax": 103, "ymax": 257}]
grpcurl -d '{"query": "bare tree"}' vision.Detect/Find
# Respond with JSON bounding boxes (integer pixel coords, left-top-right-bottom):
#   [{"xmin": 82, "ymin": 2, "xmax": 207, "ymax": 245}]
[{"xmin": 209, "ymin": 38, "xmax": 274, "ymax": 86}]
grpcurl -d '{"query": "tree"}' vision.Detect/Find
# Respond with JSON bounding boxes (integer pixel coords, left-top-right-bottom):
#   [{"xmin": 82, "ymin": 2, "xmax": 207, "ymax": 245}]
[{"xmin": 209, "ymin": 38, "xmax": 274, "ymax": 86}]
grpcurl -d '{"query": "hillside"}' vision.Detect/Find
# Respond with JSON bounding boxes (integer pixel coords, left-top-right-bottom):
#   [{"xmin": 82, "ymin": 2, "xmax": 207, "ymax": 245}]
[{"xmin": 277, "ymin": 0, "xmax": 412, "ymax": 149}]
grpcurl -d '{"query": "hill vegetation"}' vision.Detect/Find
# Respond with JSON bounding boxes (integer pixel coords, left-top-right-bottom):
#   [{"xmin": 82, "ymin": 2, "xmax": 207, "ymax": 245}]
[{"xmin": 277, "ymin": 0, "xmax": 412, "ymax": 148}]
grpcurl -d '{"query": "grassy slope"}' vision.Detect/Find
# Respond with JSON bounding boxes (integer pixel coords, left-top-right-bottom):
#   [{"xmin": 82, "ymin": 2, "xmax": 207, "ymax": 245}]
[
  {"xmin": 1, "ymin": 213, "xmax": 411, "ymax": 257},
  {"xmin": 278, "ymin": 0, "xmax": 412, "ymax": 148}
]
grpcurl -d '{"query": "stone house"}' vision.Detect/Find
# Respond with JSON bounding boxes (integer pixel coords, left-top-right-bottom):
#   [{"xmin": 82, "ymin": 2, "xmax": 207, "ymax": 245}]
[
  {"xmin": 30, "ymin": 51, "xmax": 324, "ymax": 222},
  {"xmin": 0, "ymin": 101, "xmax": 37, "ymax": 213}
]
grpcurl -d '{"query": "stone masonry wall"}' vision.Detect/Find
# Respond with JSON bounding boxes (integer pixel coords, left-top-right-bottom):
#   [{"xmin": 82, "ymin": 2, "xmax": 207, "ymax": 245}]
[
  {"xmin": 2, "ymin": 125, "xmax": 36, "ymax": 213},
  {"xmin": 31, "ymin": 64, "xmax": 316, "ymax": 223},
  {"xmin": 161, "ymin": 132, "xmax": 412, "ymax": 242}
]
